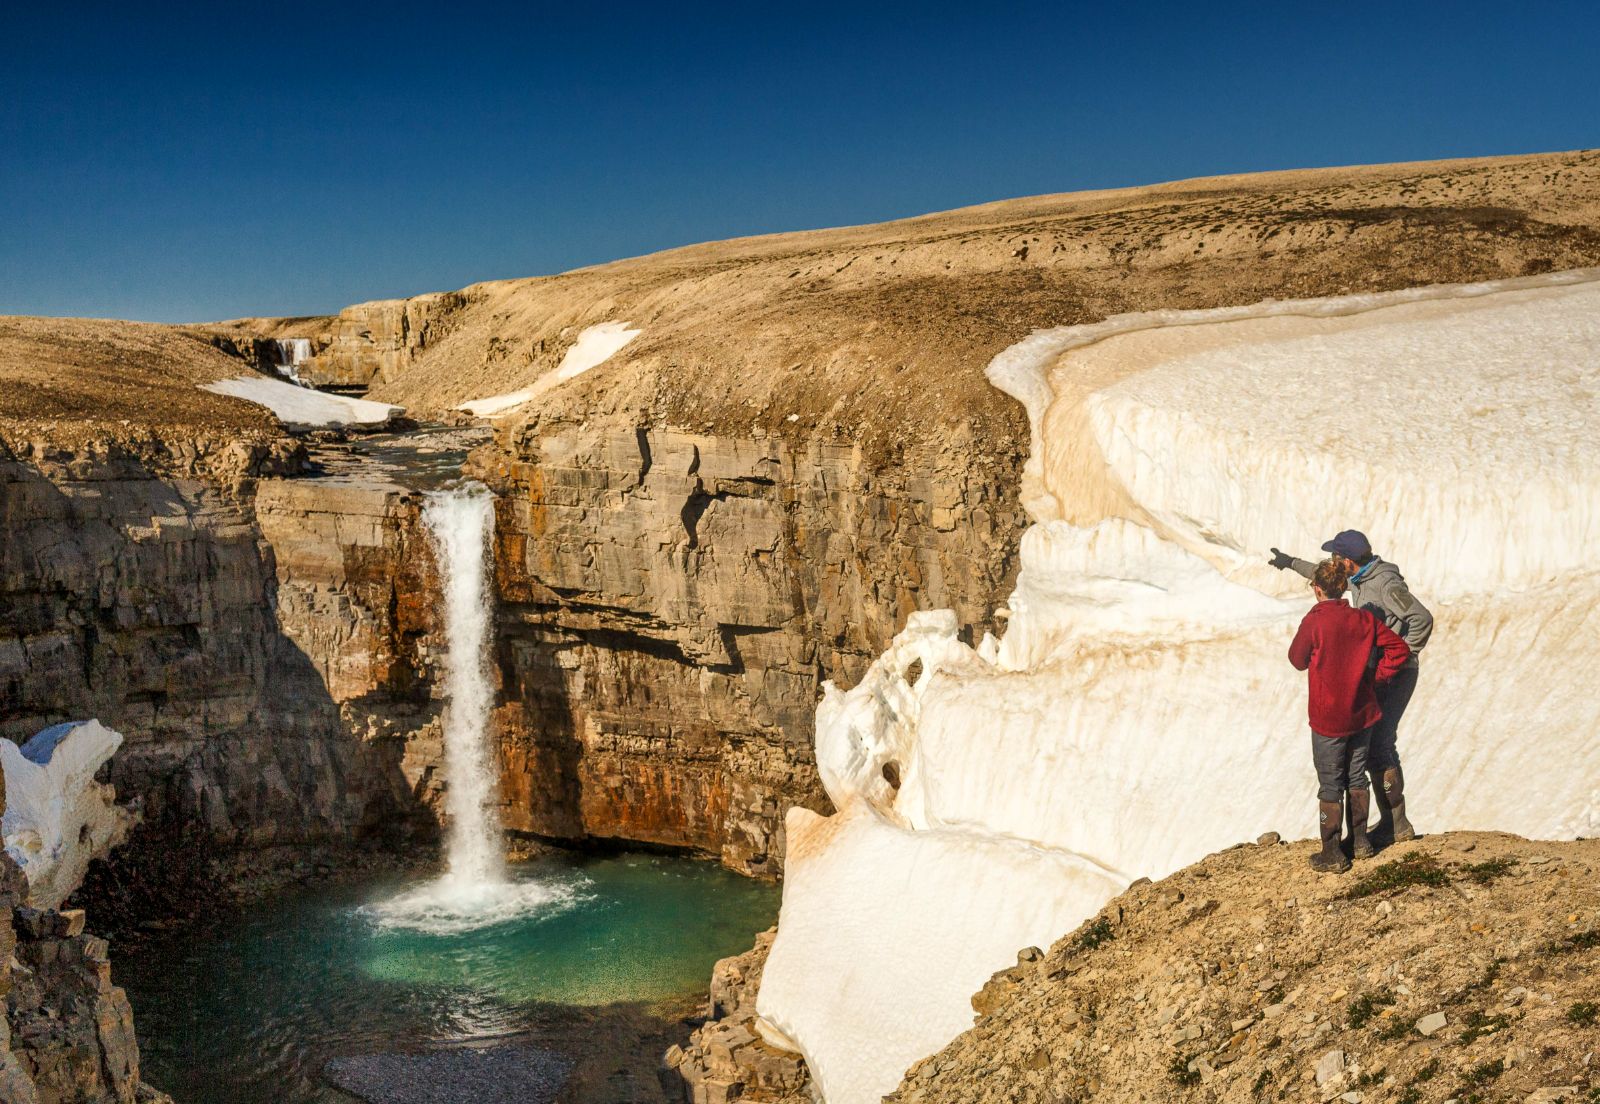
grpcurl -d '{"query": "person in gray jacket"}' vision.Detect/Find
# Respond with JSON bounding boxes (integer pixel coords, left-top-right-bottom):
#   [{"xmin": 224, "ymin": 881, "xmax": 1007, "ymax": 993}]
[{"xmin": 1269, "ymin": 529, "xmax": 1432, "ymax": 844}]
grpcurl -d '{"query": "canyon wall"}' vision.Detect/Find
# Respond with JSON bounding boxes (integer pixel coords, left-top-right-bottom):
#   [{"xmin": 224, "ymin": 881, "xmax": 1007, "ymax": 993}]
[
  {"xmin": 475, "ymin": 418, "xmax": 1024, "ymax": 875},
  {"xmin": 0, "ymin": 437, "xmax": 434, "ymax": 854},
  {"xmin": 294, "ymin": 293, "xmax": 472, "ymax": 392}
]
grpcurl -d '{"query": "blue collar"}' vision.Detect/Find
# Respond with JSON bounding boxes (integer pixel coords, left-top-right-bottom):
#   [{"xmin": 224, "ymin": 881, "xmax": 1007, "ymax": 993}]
[{"xmin": 1350, "ymin": 558, "xmax": 1379, "ymax": 583}]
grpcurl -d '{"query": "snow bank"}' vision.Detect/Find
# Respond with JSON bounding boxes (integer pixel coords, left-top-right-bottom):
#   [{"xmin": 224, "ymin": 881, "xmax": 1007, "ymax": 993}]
[
  {"xmin": 458, "ymin": 320, "xmax": 641, "ymax": 417},
  {"xmin": 757, "ymin": 271, "xmax": 1600, "ymax": 1104},
  {"xmin": 203, "ymin": 375, "xmax": 404, "ymax": 428},
  {"xmin": 757, "ymin": 805, "xmax": 1122, "ymax": 1098},
  {"xmin": 1, "ymin": 720, "xmax": 134, "ymax": 909}
]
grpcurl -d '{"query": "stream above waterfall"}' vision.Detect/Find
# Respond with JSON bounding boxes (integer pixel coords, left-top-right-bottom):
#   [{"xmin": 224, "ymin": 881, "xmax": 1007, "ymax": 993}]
[{"xmin": 117, "ymin": 852, "xmax": 779, "ymax": 1104}]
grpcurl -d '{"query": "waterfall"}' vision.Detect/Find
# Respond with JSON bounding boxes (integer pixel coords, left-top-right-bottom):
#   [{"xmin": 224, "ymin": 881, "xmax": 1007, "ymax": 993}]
[
  {"xmin": 269, "ymin": 338, "xmax": 313, "ymax": 385},
  {"xmin": 366, "ymin": 479, "xmax": 566, "ymax": 934},
  {"xmin": 422, "ymin": 482, "xmax": 505, "ymax": 888}
]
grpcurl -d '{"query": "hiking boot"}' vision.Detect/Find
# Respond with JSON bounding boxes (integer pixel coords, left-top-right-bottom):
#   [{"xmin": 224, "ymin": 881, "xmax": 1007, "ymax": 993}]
[
  {"xmin": 1347, "ymin": 787, "xmax": 1375, "ymax": 859},
  {"xmin": 1309, "ymin": 799, "xmax": 1350, "ymax": 873},
  {"xmin": 1379, "ymin": 767, "xmax": 1416, "ymax": 843}
]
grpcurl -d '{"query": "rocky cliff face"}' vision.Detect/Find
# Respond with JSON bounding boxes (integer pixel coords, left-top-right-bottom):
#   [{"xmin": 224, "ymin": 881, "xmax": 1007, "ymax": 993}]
[
  {"xmin": 0, "ymin": 437, "xmax": 434, "ymax": 855},
  {"xmin": 294, "ymin": 294, "xmax": 471, "ymax": 392},
  {"xmin": 206, "ymin": 294, "xmax": 473, "ymax": 394},
  {"xmin": 253, "ymin": 475, "xmax": 449, "ymax": 832},
  {"xmin": 473, "ymin": 416, "xmax": 1023, "ymax": 875}
]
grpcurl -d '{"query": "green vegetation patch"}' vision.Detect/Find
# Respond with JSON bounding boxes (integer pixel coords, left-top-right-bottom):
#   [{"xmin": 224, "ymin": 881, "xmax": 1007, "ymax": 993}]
[
  {"xmin": 1347, "ymin": 989, "xmax": 1397, "ymax": 1029},
  {"xmin": 1458, "ymin": 1057, "xmax": 1505, "ymax": 1090},
  {"xmin": 1460, "ymin": 857, "xmax": 1518, "ymax": 884},
  {"xmin": 1345, "ymin": 851, "xmax": 1450, "ymax": 899},
  {"xmin": 1074, "ymin": 916, "xmax": 1116, "ymax": 952},
  {"xmin": 1458, "ymin": 1010, "xmax": 1510, "ymax": 1045},
  {"xmin": 1567, "ymin": 1000, "xmax": 1598, "ymax": 1026},
  {"xmin": 1374, "ymin": 1016, "xmax": 1412, "ymax": 1041},
  {"xmin": 1542, "ymin": 930, "xmax": 1600, "ymax": 955}
]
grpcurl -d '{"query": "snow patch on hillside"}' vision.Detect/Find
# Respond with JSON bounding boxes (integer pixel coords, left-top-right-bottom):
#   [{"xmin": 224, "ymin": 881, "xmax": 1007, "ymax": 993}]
[
  {"xmin": 458, "ymin": 320, "xmax": 641, "ymax": 417},
  {"xmin": 757, "ymin": 270, "xmax": 1600, "ymax": 1104},
  {"xmin": 203, "ymin": 376, "xmax": 404, "ymax": 428}
]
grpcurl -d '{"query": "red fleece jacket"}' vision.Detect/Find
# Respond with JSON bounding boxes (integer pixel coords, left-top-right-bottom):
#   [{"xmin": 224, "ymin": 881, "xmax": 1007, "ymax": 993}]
[{"xmin": 1288, "ymin": 600, "xmax": 1411, "ymax": 737}]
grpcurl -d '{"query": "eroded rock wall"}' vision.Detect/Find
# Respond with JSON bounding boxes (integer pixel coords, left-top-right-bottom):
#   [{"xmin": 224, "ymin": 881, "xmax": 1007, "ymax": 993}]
[
  {"xmin": 0, "ymin": 439, "xmax": 430, "ymax": 851},
  {"xmin": 253, "ymin": 477, "xmax": 446, "ymax": 834},
  {"xmin": 301, "ymin": 294, "xmax": 472, "ymax": 392},
  {"xmin": 475, "ymin": 418, "xmax": 1025, "ymax": 875}
]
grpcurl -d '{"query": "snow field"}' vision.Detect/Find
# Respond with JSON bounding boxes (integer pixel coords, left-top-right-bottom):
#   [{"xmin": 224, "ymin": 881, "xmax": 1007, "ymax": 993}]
[
  {"xmin": 755, "ymin": 804, "xmax": 1123, "ymax": 1102},
  {"xmin": 202, "ymin": 375, "xmax": 404, "ymax": 428}
]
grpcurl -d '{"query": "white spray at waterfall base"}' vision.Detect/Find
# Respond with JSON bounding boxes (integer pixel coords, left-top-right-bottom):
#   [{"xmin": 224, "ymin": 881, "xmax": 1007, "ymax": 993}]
[
  {"xmin": 366, "ymin": 482, "xmax": 569, "ymax": 934},
  {"xmin": 756, "ymin": 271, "xmax": 1600, "ymax": 1104}
]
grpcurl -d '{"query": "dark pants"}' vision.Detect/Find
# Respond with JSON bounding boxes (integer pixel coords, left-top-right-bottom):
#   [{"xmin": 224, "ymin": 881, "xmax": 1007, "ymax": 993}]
[
  {"xmin": 1368, "ymin": 664, "xmax": 1418, "ymax": 774},
  {"xmin": 1312, "ymin": 728, "xmax": 1371, "ymax": 803}
]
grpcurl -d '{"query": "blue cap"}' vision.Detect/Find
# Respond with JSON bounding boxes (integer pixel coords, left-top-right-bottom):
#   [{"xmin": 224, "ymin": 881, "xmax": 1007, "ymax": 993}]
[{"xmin": 1321, "ymin": 530, "xmax": 1371, "ymax": 560}]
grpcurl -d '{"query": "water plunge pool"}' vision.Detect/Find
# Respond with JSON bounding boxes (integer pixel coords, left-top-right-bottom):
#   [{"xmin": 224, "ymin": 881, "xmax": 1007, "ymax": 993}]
[{"xmin": 118, "ymin": 852, "xmax": 780, "ymax": 1104}]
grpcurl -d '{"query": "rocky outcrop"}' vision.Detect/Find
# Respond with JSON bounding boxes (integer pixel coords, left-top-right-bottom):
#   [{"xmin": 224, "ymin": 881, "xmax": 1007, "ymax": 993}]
[
  {"xmin": 475, "ymin": 417, "xmax": 1024, "ymax": 875},
  {"xmin": 253, "ymin": 475, "xmax": 447, "ymax": 831},
  {"xmin": 202, "ymin": 292, "xmax": 472, "ymax": 394},
  {"xmin": 889, "ymin": 832, "xmax": 1600, "ymax": 1103},
  {"xmin": 291, "ymin": 294, "xmax": 472, "ymax": 392},
  {"xmin": 0, "ymin": 768, "xmax": 160, "ymax": 1104},
  {"xmin": 667, "ymin": 928, "xmax": 811, "ymax": 1104}
]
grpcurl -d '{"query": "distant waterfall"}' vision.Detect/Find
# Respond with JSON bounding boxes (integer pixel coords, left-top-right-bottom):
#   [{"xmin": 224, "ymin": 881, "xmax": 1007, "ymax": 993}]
[
  {"xmin": 269, "ymin": 338, "xmax": 313, "ymax": 385},
  {"xmin": 422, "ymin": 482, "xmax": 505, "ymax": 888}
]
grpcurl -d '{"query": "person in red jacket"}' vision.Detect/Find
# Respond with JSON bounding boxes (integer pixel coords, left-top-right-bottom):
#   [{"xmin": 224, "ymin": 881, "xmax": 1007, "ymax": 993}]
[{"xmin": 1288, "ymin": 559, "xmax": 1412, "ymax": 872}]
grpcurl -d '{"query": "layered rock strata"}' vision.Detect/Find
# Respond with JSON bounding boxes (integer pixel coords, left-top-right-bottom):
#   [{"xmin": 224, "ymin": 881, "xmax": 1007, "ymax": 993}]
[
  {"xmin": 253, "ymin": 475, "xmax": 448, "ymax": 828},
  {"xmin": 0, "ymin": 437, "xmax": 435, "ymax": 855},
  {"xmin": 206, "ymin": 293, "xmax": 472, "ymax": 393},
  {"xmin": 475, "ymin": 418, "xmax": 1023, "ymax": 875}
]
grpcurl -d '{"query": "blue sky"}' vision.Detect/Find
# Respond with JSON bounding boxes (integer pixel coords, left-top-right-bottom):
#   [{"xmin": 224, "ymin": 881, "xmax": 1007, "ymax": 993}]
[{"xmin": 4, "ymin": 2, "xmax": 1596, "ymax": 322}]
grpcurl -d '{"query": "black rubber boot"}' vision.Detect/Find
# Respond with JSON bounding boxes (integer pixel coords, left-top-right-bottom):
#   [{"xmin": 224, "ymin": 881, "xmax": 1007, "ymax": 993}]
[
  {"xmin": 1370, "ymin": 764, "xmax": 1394, "ymax": 840},
  {"xmin": 1309, "ymin": 800, "xmax": 1351, "ymax": 873},
  {"xmin": 1383, "ymin": 767, "xmax": 1416, "ymax": 843},
  {"xmin": 1348, "ymin": 787, "xmax": 1375, "ymax": 859}
]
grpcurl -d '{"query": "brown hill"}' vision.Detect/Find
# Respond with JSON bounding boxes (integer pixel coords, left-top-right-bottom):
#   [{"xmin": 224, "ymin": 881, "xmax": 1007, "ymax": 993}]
[
  {"xmin": 895, "ymin": 831, "xmax": 1600, "ymax": 1104},
  {"xmin": 349, "ymin": 148, "xmax": 1600, "ymax": 462}
]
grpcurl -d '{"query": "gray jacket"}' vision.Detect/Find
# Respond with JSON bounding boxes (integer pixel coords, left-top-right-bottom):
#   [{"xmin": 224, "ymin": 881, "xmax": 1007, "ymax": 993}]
[{"xmin": 1291, "ymin": 556, "xmax": 1434, "ymax": 656}]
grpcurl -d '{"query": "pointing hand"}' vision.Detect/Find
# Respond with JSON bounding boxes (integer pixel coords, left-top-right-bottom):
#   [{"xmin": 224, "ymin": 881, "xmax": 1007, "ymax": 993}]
[{"xmin": 1268, "ymin": 548, "xmax": 1294, "ymax": 571}]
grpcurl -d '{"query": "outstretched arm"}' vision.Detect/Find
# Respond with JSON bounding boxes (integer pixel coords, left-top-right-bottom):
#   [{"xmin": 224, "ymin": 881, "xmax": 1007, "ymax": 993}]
[{"xmin": 1373, "ymin": 619, "xmax": 1412, "ymax": 684}]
